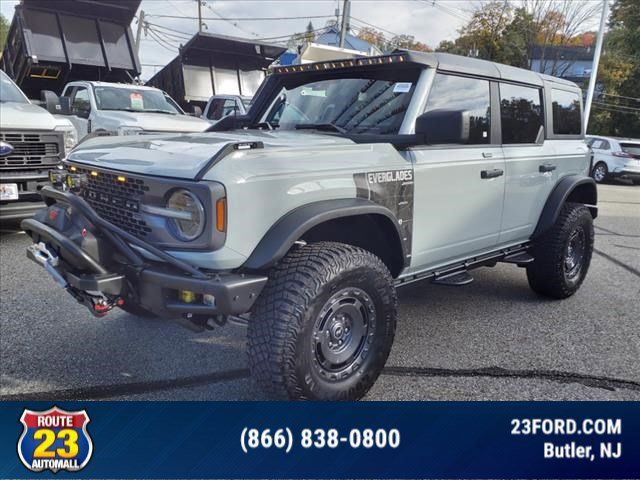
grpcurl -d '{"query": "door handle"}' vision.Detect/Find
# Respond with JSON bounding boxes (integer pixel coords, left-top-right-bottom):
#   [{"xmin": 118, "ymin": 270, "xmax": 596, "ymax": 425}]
[
  {"xmin": 481, "ymin": 169, "xmax": 504, "ymax": 179},
  {"xmin": 539, "ymin": 163, "xmax": 556, "ymax": 173},
  {"xmin": 482, "ymin": 152, "xmax": 493, "ymax": 158}
]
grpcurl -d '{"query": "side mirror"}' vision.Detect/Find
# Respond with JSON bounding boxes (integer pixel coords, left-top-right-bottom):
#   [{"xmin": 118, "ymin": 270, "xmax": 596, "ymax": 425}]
[
  {"xmin": 59, "ymin": 96, "xmax": 72, "ymax": 116},
  {"xmin": 40, "ymin": 90, "xmax": 62, "ymax": 115},
  {"xmin": 415, "ymin": 109, "xmax": 470, "ymax": 144},
  {"xmin": 191, "ymin": 105, "xmax": 203, "ymax": 117}
]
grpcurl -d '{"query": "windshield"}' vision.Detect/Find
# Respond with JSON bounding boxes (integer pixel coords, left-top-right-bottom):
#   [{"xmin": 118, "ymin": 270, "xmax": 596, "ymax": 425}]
[
  {"xmin": 263, "ymin": 72, "xmax": 419, "ymax": 135},
  {"xmin": 0, "ymin": 71, "xmax": 29, "ymax": 104},
  {"xmin": 94, "ymin": 86, "xmax": 182, "ymax": 114}
]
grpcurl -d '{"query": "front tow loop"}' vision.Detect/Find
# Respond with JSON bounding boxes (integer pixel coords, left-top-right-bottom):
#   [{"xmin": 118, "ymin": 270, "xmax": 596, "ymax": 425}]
[{"xmin": 26, "ymin": 242, "xmax": 123, "ymax": 318}]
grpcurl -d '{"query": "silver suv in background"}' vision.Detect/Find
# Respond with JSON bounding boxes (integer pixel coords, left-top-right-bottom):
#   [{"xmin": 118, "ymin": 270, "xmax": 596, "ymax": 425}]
[
  {"xmin": 51, "ymin": 81, "xmax": 210, "ymax": 141},
  {"xmin": 0, "ymin": 70, "xmax": 77, "ymax": 220},
  {"xmin": 586, "ymin": 135, "xmax": 640, "ymax": 184}
]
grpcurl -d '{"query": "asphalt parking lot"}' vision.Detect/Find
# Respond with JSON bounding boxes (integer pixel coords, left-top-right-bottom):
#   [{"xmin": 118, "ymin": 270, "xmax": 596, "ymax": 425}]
[{"xmin": 1, "ymin": 182, "xmax": 639, "ymax": 401}]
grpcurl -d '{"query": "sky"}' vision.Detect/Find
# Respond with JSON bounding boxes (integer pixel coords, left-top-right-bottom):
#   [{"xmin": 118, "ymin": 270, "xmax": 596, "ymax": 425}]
[{"xmin": 0, "ymin": 0, "xmax": 472, "ymax": 80}]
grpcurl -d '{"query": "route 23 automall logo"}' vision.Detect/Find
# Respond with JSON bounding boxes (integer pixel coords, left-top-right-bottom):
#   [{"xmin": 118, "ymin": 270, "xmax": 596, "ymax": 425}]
[{"xmin": 18, "ymin": 406, "xmax": 93, "ymax": 473}]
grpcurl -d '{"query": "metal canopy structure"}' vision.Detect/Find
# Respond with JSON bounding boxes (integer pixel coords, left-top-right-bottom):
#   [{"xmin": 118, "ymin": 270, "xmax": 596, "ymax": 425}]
[
  {"xmin": 0, "ymin": 0, "xmax": 141, "ymax": 98},
  {"xmin": 146, "ymin": 32, "xmax": 286, "ymax": 110}
]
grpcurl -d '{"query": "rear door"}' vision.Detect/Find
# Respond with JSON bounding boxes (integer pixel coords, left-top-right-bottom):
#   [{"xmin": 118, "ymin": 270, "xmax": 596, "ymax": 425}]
[
  {"xmin": 498, "ymin": 82, "xmax": 554, "ymax": 244},
  {"xmin": 410, "ymin": 72, "xmax": 505, "ymax": 270}
]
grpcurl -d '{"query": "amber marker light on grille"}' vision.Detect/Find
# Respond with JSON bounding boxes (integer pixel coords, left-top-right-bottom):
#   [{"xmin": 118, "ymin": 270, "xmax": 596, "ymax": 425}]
[
  {"xmin": 117, "ymin": 175, "xmax": 126, "ymax": 183},
  {"xmin": 216, "ymin": 198, "xmax": 227, "ymax": 232},
  {"xmin": 90, "ymin": 171, "xmax": 98, "ymax": 177},
  {"xmin": 69, "ymin": 166, "xmax": 77, "ymax": 172}
]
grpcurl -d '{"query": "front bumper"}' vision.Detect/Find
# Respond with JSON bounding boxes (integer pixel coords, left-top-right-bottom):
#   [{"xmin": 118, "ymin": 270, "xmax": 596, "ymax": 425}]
[{"xmin": 21, "ymin": 186, "xmax": 267, "ymax": 319}]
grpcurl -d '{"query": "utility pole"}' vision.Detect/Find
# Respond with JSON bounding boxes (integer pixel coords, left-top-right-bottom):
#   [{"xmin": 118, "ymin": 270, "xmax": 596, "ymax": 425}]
[
  {"xmin": 198, "ymin": 0, "xmax": 203, "ymax": 32},
  {"xmin": 339, "ymin": 0, "xmax": 351, "ymax": 48},
  {"xmin": 584, "ymin": 0, "xmax": 609, "ymax": 132},
  {"xmin": 135, "ymin": 10, "xmax": 145, "ymax": 55}
]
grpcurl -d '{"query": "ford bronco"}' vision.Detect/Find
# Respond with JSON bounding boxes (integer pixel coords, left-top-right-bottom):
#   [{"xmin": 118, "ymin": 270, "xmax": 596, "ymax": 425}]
[{"xmin": 21, "ymin": 51, "xmax": 596, "ymax": 400}]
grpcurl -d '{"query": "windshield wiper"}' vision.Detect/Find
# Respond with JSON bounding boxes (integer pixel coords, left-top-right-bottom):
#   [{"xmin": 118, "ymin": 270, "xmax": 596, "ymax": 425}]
[{"xmin": 294, "ymin": 123, "xmax": 347, "ymax": 134}]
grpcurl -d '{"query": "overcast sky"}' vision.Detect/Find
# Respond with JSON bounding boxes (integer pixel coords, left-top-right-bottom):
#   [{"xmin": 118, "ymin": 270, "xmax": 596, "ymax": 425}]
[{"xmin": 1, "ymin": 0, "xmax": 474, "ymax": 80}]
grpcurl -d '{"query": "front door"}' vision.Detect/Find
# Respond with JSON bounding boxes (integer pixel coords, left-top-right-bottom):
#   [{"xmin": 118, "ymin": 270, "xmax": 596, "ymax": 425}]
[{"xmin": 409, "ymin": 73, "xmax": 505, "ymax": 271}]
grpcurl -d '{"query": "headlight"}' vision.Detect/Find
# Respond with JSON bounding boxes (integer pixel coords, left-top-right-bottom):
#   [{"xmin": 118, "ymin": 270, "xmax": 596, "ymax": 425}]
[
  {"xmin": 166, "ymin": 189, "xmax": 205, "ymax": 241},
  {"xmin": 54, "ymin": 125, "xmax": 78, "ymax": 153},
  {"xmin": 117, "ymin": 126, "xmax": 143, "ymax": 136}
]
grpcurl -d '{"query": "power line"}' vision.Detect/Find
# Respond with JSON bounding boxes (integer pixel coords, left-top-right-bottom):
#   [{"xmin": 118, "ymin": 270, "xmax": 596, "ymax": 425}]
[
  {"xmin": 350, "ymin": 16, "xmax": 402, "ymax": 38},
  {"xmin": 145, "ymin": 14, "xmax": 336, "ymax": 21}
]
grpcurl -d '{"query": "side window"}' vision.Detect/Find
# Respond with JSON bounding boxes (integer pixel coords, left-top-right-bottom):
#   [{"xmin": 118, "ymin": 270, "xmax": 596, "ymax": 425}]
[
  {"xmin": 71, "ymin": 87, "xmax": 91, "ymax": 115},
  {"xmin": 424, "ymin": 73, "xmax": 491, "ymax": 144},
  {"xmin": 221, "ymin": 99, "xmax": 238, "ymax": 117},
  {"xmin": 601, "ymin": 140, "xmax": 610, "ymax": 150},
  {"xmin": 499, "ymin": 83, "xmax": 543, "ymax": 144},
  {"xmin": 206, "ymin": 99, "xmax": 225, "ymax": 120},
  {"xmin": 591, "ymin": 139, "xmax": 603, "ymax": 149},
  {"xmin": 551, "ymin": 89, "xmax": 581, "ymax": 135}
]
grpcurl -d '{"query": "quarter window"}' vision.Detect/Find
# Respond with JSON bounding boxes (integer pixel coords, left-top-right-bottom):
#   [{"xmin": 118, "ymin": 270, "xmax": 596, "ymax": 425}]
[
  {"xmin": 500, "ymin": 83, "xmax": 543, "ymax": 144},
  {"xmin": 551, "ymin": 89, "xmax": 582, "ymax": 135},
  {"xmin": 424, "ymin": 74, "xmax": 491, "ymax": 144}
]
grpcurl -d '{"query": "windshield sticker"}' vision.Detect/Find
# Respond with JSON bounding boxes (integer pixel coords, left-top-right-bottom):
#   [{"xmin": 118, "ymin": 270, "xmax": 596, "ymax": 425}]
[
  {"xmin": 300, "ymin": 88, "xmax": 326, "ymax": 97},
  {"xmin": 130, "ymin": 93, "xmax": 144, "ymax": 110},
  {"xmin": 393, "ymin": 82, "xmax": 412, "ymax": 93}
]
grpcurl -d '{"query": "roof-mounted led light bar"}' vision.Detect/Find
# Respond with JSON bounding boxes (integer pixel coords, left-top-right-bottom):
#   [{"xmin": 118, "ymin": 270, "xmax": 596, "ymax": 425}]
[{"xmin": 271, "ymin": 53, "xmax": 407, "ymax": 75}]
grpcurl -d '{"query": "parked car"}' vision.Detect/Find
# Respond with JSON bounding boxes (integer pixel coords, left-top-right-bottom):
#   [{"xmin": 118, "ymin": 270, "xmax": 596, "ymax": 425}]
[
  {"xmin": 47, "ymin": 82, "xmax": 210, "ymax": 141},
  {"xmin": 586, "ymin": 135, "xmax": 640, "ymax": 184},
  {"xmin": 202, "ymin": 95, "xmax": 252, "ymax": 123},
  {"xmin": 21, "ymin": 51, "xmax": 595, "ymax": 400},
  {"xmin": 0, "ymin": 70, "xmax": 77, "ymax": 221}
]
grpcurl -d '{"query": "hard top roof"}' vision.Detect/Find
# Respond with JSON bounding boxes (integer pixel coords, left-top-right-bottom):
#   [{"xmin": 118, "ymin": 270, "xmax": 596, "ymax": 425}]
[{"xmin": 272, "ymin": 49, "xmax": 581, "ymax": 90}]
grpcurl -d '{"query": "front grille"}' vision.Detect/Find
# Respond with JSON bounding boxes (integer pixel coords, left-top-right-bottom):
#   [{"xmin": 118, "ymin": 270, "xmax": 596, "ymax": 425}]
[
  {"xmin": 74, "ymin": 167, "xmax": 152, "ymax": 238},
  {"xmin": 0, "ymin": 132, "xmax": 61, "ymax": 169}
]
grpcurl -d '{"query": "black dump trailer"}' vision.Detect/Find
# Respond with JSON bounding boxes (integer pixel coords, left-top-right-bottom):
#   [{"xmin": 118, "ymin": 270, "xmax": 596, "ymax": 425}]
[
  {"xmin": 0, "ymin": 0, "xmax": 141, "ymax": 98},
  {"xmin": 146, "ymin": 32, "xmax": 286, "ymax": 111}
]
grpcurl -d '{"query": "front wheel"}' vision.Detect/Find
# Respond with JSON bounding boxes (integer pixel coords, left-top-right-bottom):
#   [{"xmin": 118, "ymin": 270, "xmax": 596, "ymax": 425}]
[
  {"xmin": 527, "ymin": 202, "xmax": 594, "ymax": 299},
  {"xmin": 247, "ymin": 242, "xmax": 397, "ymax": 400}
]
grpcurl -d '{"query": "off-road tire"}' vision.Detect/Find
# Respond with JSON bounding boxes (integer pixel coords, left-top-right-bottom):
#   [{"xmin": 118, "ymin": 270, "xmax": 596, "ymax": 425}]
[
  {"xmin": 527, "ymin": 202, "xmax": 594, "ymax": 299},
  {"xmin": 248, "ymin": 242, "xmax": 397, "ymax": 400},
  {"xmin": 591, "ymin": 162, "xmax": 608, "ymax": 183}
]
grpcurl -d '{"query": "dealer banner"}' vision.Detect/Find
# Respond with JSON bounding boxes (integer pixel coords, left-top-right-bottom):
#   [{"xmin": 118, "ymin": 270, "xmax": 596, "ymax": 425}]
[{"xmin": 0, "ymin": 401, "xmax": 638, "ymax": 478}]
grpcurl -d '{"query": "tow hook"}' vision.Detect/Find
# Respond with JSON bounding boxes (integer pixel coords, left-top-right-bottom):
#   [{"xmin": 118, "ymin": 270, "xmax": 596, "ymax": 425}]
[{"xmin": 27, "ymin": 243, "xmax": 67, "ymax": 288}]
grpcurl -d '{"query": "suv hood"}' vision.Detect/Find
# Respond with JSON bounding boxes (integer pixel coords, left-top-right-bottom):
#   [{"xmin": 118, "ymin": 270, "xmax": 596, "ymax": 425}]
[
  {"xmin": 98, "ymin": 110, "xmax": 210, "ymax": 133},
  {"xmin": 67, "ymin": 130, "xmax": 355, "ymax": 179},
  {"xmin": 0, "ymin": 101, "xmax": 61, "ymax": 130}
]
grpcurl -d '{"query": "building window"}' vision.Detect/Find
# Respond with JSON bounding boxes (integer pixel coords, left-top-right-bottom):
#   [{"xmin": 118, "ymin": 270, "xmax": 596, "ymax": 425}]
[
  {"xmin": 499, "ymin": 83, "xmax": 543, "ymax": 144},
  {"xmin": 424, "ymin": 73, "xmax": 491, "ymax": 144},
  {"xmin": 552, "ymin": 89, "xmax": 582, "ymax": 135}
]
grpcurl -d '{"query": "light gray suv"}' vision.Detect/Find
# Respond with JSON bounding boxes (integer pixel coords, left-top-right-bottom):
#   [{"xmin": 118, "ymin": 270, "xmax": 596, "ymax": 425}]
[{"xmin": 21, "ymin": 51, "xmax": 596, "ymax": 400}]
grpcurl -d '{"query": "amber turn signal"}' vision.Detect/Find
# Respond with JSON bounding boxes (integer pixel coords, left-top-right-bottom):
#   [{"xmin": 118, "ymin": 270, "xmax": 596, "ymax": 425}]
[{"xmin": 216, "ymin": 198, "xmax": 226, "ymax": 232}]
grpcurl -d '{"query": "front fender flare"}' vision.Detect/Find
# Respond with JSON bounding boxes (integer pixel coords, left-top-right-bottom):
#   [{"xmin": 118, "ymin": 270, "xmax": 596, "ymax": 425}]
[
  {"xmin": 533, "ymin": 175, "xmax": 597, "ymax": 238},
  {"xmin": 242, "ymin": 198, "xmax": 405, "ymax": 271}
]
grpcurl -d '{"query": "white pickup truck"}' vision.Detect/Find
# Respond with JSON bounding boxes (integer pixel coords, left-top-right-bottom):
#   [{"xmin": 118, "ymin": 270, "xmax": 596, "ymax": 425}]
[
  {"xmin": 53, "ymin": 81, "xmax": 210, "ymax": 140},
  {"xmin": 0, "ymin": 70, "xmax": 77, "ymax": 220}
]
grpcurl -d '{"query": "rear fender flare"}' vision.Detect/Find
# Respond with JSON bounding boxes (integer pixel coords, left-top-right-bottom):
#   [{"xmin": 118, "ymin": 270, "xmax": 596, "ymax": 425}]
[{"xmin": 533, "ymin": 175, "xmax": 597, "ymax": 238}]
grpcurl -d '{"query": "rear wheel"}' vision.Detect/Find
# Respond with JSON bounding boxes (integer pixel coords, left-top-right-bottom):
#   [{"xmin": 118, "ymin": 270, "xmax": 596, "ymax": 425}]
[
  {"xmin": 527, "ymin": 203, "xmax": 594, "ymax": 299},
  {"xmin": 591, "ymin": 162, "xmax": 608, "ymax": 183},
  {"xmin": 248, "ymin": 242, "xmax": 397, "ymax": 400}
]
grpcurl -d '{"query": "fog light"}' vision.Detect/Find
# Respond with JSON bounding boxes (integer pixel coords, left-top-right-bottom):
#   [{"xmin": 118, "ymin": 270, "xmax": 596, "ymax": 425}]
[
  {"xmin": 203, "ymin": 294, "xmax": 216, "ymax": 307},
  {"xmin": 180, "ymin": 290, "xmax": 196, "ymax": 303}
]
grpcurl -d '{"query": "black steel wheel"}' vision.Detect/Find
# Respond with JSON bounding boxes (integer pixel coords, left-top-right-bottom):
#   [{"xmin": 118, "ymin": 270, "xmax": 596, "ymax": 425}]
[
  {"xmin": 248, "ymin": 242, "xmax": 397, "ymax": 400},
  {"xmin": 527, "ymin": 202, "xmax": 594, "ymax": 299}
]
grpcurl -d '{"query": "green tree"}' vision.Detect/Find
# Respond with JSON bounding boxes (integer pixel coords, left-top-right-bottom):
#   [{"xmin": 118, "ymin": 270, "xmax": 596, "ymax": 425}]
[
  {"xmin": 0, "ymin": 13, "xmax": 9, "ymax": 52},
  {"xmin": 589, "ymin": 0, "xmax": 640, "ymax": 136}
]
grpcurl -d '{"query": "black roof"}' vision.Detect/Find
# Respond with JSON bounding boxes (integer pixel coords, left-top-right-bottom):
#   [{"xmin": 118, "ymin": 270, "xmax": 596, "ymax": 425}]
[
  {"xmin": 22, "ymin": 0, "xmax": 140, "ymax": 24},
  {"xmin": 178, "ymin": 32, "xmax": 287, "ymax": 70}
]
